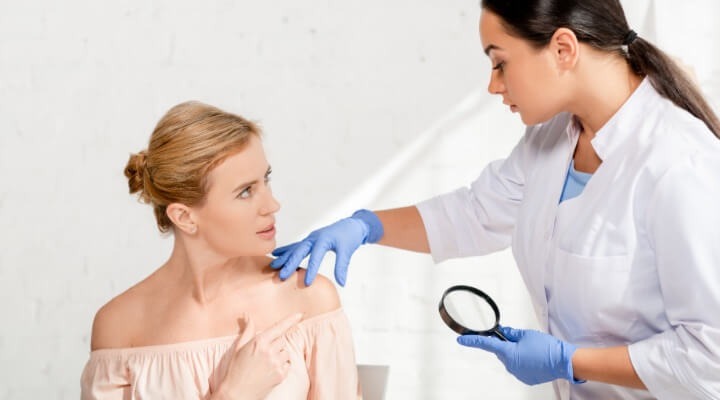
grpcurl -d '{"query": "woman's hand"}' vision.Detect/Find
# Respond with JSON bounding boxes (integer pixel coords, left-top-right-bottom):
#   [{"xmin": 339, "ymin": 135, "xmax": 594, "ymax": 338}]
[
  {"xmin": 213, "ymin": 312, "xmax": 303, "ymax": 400},
  {"xmin": 457, "ymin": 326, "xmax": 581, "ymax": 386},
  {"xmin": 458, "ymin": 326, "xmax": 647, "ymax": 389}
]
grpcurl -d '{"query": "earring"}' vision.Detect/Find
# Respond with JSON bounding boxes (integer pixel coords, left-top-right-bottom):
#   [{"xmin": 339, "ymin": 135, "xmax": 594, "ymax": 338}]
[{"xmin": 190, "ymin": 226, "xmax": 197, "ymax": 234}]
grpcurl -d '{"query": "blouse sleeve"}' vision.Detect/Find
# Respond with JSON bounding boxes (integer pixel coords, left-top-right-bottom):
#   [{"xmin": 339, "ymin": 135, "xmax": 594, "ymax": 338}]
[
  {"xmin": 298, "ymin": 310, "xmax": 359, "ymax": 400},
  {"xmin": 628, "ymin": 153, "xmax": 720, "ymax": 399},
  {"xmin": 80, "ymin": 351, "xmax": 131, "ymax": 400}
]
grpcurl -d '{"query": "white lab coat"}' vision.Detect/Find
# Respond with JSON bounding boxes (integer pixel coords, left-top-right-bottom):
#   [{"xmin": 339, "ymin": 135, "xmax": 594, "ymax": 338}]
[{"xmin": 416, "ymin": 78, "xmax": 720, "ymax": 399}]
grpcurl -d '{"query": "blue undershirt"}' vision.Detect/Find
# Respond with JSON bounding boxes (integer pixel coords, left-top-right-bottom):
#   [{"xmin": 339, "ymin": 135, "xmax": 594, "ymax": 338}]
[{"xmin": 559, "ymin": 159, "xmax": 593, "ymax": 203}]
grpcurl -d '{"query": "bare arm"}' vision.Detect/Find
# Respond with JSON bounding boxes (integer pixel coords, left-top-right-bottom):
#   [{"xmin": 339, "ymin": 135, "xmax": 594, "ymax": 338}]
[
  {"xmin": 374, "ymin": 206, "xmax": 430, "ymax": 253},
  {"xmin": 572, "ymin": 346, "xmax": 646, "ymax": 389}
]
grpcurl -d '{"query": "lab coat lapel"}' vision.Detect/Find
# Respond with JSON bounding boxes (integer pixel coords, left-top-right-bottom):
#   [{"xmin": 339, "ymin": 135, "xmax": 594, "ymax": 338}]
[
  {"xmin": 514, "ymin": 114, "xmax": 579, "ymax": 331},
  {"xmin": 554, "ymin": 78, "xmax": 654, "ymax": 255}
]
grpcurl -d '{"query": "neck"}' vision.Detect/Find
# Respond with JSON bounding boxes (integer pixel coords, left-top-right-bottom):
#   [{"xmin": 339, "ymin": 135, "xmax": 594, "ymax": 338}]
[
  {"xmin": 567, "ymin": 53, "xmax": 643, "ymax": 139},
  {"xmin": 162, "ymin": 233, "xmax": 264, "ymax": 305}
]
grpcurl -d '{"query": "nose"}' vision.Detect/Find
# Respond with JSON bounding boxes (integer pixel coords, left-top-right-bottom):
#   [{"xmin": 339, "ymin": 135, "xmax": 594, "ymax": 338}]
[
  {"xmin": 487, "ymin": 69, "xmax": 506, "ymax": 95},
  {"xmin": 259, "ymin": 186, "xmax": 281, "ymax": 215}
]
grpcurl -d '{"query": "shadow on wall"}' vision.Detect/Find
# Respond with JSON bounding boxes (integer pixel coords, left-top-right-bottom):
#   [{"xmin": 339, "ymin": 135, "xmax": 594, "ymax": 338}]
[{"xmin": 326, "ymin": 86, "xmax": 553, "ymax": 399}]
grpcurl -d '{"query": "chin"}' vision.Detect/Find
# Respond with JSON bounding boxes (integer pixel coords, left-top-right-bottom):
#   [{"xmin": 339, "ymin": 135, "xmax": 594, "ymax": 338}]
[
  {"xmin": 257, "ymin": 239, "xmax": 276, "ymax": 255},
  {"xmin": 524, "ymin": 106, "xmax": 563, "ymax": 126},
  {"xmin": 520, "ymin": 112, "xmax": 539, "ymax": 125}
]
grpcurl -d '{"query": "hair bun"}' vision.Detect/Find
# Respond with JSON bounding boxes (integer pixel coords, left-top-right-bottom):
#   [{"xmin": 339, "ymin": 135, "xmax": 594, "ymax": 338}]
[{"xmin": 124, "ymin": 150, "xmax": 149, "ymax": 197}]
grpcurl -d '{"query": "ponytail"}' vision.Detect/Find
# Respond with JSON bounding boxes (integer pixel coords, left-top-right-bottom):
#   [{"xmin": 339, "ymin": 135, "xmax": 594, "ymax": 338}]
[{"xmin": 627, "ymin": 38, "xmax": 720, "ymax": 139}]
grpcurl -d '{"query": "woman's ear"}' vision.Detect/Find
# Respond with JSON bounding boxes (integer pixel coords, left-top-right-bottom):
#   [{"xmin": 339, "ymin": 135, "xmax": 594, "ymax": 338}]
[
  {"xmin": 550, "ymin": 27, "xmax": 580, "ymax": 71},
  {"xmin": 166, "ymin": 203, "xmax": 198, "ymax": 235}
]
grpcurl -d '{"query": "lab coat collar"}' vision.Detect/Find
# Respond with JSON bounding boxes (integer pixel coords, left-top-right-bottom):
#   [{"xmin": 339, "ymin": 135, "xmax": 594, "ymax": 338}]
[
  {"xmin": 566, "ymin": 77, "xmax": 655, "ymax": 161},
  {"xmin": 565, "ymin": 115, "xmax": 582, "ymax": 145}
]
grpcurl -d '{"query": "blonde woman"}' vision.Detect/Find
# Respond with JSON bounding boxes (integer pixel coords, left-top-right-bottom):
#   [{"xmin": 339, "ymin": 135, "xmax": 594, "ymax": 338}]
[{"xmin": 81, "ymin": 102, "xmax": 358, "ymax": 399}]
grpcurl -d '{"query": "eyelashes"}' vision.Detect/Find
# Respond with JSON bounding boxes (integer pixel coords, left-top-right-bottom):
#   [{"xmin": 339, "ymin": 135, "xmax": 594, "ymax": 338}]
[
  {"xmin": 237, "ymin": 187, "xmax": 251, "ymax": 199},
  {"xmin": 236, "ymin": 171, "xmax": 272, "ymax": 199}
]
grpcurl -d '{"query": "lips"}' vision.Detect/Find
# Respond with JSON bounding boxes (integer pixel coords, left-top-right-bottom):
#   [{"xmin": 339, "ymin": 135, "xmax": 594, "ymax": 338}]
[
  {"xmin": 256, "ymin": 223, "xmax": 276, "ymax": 240},
  {"xmin": 257, "ymin": 223, "xmax": 275, "ymax": 234}
]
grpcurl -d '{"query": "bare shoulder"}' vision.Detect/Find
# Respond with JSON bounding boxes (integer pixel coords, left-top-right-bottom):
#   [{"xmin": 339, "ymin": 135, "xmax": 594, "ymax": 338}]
[
  {"xmin": 298, "ymin": 269, "xmax": 341, "ymax": 316},
  {"xmin": 273, "ymin": 265, "xmax": 341, "ymax": 319},
  {"xmin": 90, "ymin": 279, "xmax": 151, "ymax": 351}
]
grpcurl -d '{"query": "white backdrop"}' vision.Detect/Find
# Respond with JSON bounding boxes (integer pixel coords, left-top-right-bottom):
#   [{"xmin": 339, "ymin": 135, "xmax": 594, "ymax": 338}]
[{"xmin": 1, "ymin": 1, "xmax": 718, "ymax": 399}]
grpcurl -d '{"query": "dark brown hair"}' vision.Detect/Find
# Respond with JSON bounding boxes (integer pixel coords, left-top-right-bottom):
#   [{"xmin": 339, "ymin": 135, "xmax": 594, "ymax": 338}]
[{"xmin": 481, "ymin": 0, "xmax": 720, "ymax": 139}]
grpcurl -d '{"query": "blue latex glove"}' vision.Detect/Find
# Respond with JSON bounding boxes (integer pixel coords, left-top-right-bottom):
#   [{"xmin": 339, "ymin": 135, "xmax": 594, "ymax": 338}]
[
  {"xmin": 457, "ymin": 326, "xmax": 584, "ymax": 386},
  {"xmin": 270, "ymin": 209, "xmax": 384, "ymax": 286}
]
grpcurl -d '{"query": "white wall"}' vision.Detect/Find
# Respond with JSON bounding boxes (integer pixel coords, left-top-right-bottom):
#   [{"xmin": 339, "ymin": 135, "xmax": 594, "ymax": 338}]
[{"xmin": 0, "ymin": 1, "xmax": 718, "ymax": 399}]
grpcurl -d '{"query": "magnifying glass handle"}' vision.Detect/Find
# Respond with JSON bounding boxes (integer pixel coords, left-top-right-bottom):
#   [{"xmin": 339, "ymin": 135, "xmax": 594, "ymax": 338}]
[{"xmin": 491, "ymin": 328, "xmax": 509, "ymax": 342}]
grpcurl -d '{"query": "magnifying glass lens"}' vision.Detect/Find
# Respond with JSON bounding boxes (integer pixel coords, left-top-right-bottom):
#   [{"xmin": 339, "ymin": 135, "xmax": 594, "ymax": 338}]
[
  {"xmin": 439, "ymin": 285, "xmax": 507, "ymax": 340},
  {"xmin": 443, "ymin": 290, "xmax": 497, "ymax": 332}
]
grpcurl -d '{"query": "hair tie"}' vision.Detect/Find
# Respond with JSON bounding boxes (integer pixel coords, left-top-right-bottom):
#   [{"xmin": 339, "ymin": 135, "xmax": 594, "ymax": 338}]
[{"xmin": 622, "ymin": 30, "xmax": 638, "ymax": 46}]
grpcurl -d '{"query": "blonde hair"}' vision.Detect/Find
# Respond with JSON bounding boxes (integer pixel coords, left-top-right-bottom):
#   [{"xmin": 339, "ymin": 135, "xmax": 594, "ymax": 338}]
[{"xmin": 124, "ymin": 101, "xmax": 261, "ymax": 232}]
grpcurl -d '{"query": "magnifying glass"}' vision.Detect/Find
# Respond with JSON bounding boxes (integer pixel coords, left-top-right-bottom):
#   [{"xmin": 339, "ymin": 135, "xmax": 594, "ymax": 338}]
[{"xmin": 438, "ymin": 285, "xmax": 508, "ymax": 341}]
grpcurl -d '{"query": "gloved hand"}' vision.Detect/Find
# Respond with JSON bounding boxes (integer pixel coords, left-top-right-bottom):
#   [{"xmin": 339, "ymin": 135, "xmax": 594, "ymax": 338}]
[
  {"xmin": 457, "ymin": 326, "xmax": 584, "ymax": 386},
  {"xmin": 270, "ymin": 209, "xmax": 384, "ymax": 287}
]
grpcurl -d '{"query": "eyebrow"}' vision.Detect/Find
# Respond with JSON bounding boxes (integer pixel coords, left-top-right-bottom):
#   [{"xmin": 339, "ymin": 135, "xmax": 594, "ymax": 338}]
[
  {"xmin": 484, "ymin": 44, "xmax": 500, "ymax": 55},
  {"xmin": 232, "ymin": 165, "xmax": 272, "ymax": 193}
]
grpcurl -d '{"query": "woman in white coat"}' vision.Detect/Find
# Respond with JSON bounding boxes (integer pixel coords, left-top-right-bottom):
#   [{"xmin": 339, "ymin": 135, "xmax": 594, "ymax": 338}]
[{"xmin": 270, "ymin": 1, "xmax": 720, "ymax": 398}]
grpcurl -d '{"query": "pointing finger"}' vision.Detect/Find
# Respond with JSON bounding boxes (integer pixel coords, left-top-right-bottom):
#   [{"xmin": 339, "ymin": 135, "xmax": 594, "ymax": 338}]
[
  {"xmin": 235, "ymin": 313, "xmax": 256, "ymax": 352},
  {"xmin": 258, "ymin": 313, "xmax": 303, "ymax": 343}
]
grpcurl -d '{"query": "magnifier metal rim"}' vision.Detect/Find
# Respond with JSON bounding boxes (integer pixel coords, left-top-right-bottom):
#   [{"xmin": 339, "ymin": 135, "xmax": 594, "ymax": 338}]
[{"xmin": 438, "ymin": 284, "xmax": 501, "ymax": 336}]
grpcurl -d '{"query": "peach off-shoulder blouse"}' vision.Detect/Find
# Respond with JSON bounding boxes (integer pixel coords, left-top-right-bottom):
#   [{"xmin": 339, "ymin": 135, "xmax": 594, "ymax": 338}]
[{"xmin": 80, "ymin": 308, "xmax": 358, "ymax": 400}]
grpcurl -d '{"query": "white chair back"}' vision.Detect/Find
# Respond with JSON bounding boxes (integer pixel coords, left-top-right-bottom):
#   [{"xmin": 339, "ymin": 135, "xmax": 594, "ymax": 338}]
[{"xmin": 357, "ymin": 364, "xmax": 389, "ymax": 400}]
